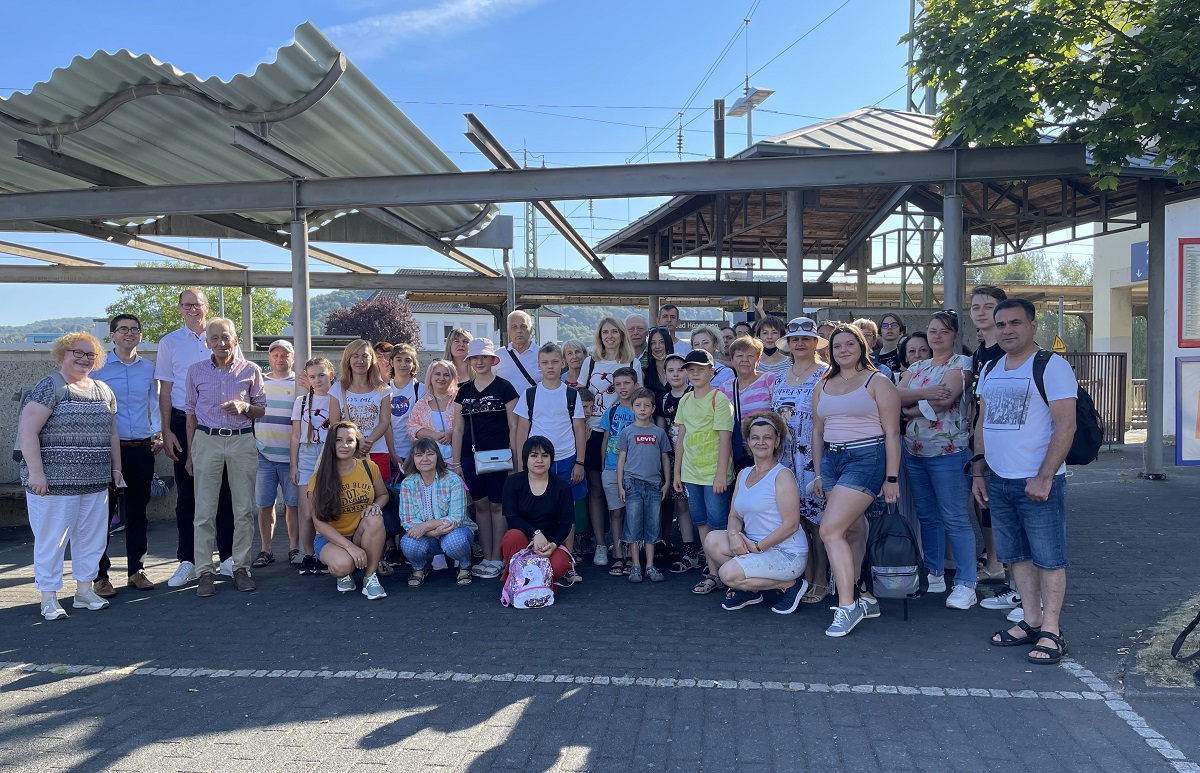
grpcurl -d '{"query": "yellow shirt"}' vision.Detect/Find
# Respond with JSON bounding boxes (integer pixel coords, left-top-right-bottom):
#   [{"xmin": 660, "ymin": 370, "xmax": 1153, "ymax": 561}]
[
  {"xmin": 676, "ymin": 388, "xmax": 735, "ymax": 485},
  {"xmin": 309, "ymin": 459, "xmax": 378, "ymax": 536}
]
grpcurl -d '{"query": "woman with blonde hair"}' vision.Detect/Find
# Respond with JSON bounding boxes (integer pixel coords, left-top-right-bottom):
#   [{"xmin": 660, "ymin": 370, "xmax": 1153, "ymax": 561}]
[
  {"xmin": 408, "ymin": 359, "xmax": 460, "ymax": 461},
  {"xmin": 444, "ymin": 328, "xmax": 474, "ymax": 385},
  {"xmin": 17, "ymin": 331, "xmax": 121, "ymax": 621},
  {"xmin": 330, "ymin": 339, "xmax": 395, "ymax": 489},
  {"xmin": 689, "ymin": 326, "xmax": 733, "ymax": 388}
]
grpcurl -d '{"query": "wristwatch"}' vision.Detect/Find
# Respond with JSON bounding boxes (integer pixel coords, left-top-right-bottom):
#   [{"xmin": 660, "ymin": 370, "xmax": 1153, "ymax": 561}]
[
  {"xmin": 574, "ymin": 460, "xmax": 584, "ymax": 466},
  {"xmin": 885, "ymin": 475, "xmax": 898, "ymax": 483}
]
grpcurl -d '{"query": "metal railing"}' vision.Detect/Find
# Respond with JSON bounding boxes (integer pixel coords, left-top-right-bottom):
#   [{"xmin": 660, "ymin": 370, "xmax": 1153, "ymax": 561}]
[
  {"xmin": 1130, "ymin": 378, "xmax": 1148, "ymax": 428},
  {"xmin": 1062, "ymin": 352, "xmax": 1128, "ymax": 446}
]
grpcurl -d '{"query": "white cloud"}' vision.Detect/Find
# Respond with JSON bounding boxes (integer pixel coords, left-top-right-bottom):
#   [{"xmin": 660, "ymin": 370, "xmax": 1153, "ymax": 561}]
[{"xmin": 329, "ymin": 0, "xmax": 546, "ymax": 60}]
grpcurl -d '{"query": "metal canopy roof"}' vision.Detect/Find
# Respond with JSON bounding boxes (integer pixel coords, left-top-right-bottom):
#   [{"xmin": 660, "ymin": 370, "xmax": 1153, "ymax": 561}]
[
  {"xmin": 0, "ymin": 22, "xmax": 497, "ymax": 245},
  {"xmin": 594, "ymin": 107, "xmax": 1200, "ymax": 282}
]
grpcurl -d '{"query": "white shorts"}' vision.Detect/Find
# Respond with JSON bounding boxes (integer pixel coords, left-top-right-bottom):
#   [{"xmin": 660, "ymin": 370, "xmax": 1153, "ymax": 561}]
[{"xmin": 733, "ymin": 546, "xmax": 807, "ymax": 582}]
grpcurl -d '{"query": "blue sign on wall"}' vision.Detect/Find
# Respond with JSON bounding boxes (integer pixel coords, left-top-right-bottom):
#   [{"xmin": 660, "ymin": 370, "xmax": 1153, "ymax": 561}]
[{"xmin": 1131, "ymin": 241, "xmax": 1149, "ymax": 282}]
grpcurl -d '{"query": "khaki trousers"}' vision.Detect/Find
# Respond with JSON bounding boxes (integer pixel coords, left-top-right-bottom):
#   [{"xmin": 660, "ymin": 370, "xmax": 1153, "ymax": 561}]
[{"xmin": 191, "ymin": 431, "xmax": 256, "ymax": 574}]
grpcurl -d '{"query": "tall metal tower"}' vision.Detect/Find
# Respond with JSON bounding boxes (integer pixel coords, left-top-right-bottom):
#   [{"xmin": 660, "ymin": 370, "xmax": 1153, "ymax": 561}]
[
  {"xmin": 906, "ymin": 0, "xmax": 939, "ymax": 306},
  {"xmin": 523, "ymin": 149, "xmax": 540, "ymax": 340}
]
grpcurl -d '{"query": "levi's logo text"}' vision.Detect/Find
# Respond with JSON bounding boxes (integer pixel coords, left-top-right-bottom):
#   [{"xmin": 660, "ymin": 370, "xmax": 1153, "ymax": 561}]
[{"xmin": 633, "ymin": 433, "xmax": 658, "ymax": 445}]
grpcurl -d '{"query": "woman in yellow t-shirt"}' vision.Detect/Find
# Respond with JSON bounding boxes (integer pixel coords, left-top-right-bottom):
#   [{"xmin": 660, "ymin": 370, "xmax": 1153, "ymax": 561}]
[{"xmin": 308, "ymin": 421, "xmax": 390, "ymax": 600}]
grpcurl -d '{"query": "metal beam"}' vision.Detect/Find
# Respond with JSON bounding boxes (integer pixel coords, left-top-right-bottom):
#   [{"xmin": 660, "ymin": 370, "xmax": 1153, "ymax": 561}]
[
  {"xmin": 0, "ymin": 144, "xmax": 1090, "ymax": 223},
  {"xmin": 13, "ymin": 139, "xmax": 376, "ymax": 273},
  {"xmin": 0, "ymin": 239, "xmax": 104, "ymax": 266},
  {"xmin": 786, "ymin": 191, "xmax": 804, "ymax": 319},
  {"xmin": 942, "ymin": 181, "xmax": 964, "ymax": 314},
  {"xmin": 230, "ymin": 127, "xmax": 500, "ymax": 277},
  {"xmin": 464, "ymin": 113, "xmax": 613, "ymax": 279},
  {"xmin": 38, "ymin": 219, "xmax": 247, "ymax": 269}
]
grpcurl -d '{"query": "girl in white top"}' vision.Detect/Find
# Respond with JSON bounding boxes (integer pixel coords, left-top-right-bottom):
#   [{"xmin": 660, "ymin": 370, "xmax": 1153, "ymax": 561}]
[
  {"xmin": 703, "ymin": 412, "xmax": 809, "ymax": 614},
  {"xmin": 387, "ymin": 344, "xmax": 422, "ymax": 468},
  {"xmin": 290, "ymin": 357, "xmax": 341, "ymax": 569},
  {"xmin": 329, "ymin": 339, "xmax": 395, "ymax": 481}
]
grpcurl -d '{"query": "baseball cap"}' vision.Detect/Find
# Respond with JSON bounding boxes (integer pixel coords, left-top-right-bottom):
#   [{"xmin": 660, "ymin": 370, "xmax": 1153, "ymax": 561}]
[
  {"xmin": 683, "ymin": 349, "xmax": 714, "ymax": 367},
  {"xmin": 268, "ymin": 339, "xmax": 294, "ymax": 354}
]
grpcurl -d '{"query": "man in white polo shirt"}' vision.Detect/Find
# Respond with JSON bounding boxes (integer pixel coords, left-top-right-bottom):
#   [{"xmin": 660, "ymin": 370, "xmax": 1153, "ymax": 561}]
[{"xmin": 493, "ymin": 309, "xmax": 542, "ymax": 390}]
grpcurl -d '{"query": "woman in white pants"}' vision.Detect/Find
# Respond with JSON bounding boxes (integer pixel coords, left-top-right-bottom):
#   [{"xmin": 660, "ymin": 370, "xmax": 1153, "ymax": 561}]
[{"xmin": 17, "ymin": 332, "xmax": 123, "ymax": 621}]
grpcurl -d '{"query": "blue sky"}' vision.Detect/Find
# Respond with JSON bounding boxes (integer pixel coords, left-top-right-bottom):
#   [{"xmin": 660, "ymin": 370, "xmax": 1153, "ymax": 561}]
[{"xmin": 0, "ymin": 0, "xmax": 1085, "ymax": 326}]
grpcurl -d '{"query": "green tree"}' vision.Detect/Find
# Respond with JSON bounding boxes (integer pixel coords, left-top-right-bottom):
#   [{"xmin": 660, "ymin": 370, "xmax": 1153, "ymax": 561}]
[
  {"xmin": 906, "ymin": 1, "xmax": 1200, "ymax": 185},
  {"xmin": 104, "ymin": 261, "xmax": 291, "ymax": 343},
  {"xmin": 311, "ymin": 289, "xmax": 370, "ymax": 334}
]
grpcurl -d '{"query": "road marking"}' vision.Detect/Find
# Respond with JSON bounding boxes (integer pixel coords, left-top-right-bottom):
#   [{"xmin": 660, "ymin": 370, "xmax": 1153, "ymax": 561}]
[{"xmin": 1061, "ymin": 659, "xmax": 1198, "ymax": 772}]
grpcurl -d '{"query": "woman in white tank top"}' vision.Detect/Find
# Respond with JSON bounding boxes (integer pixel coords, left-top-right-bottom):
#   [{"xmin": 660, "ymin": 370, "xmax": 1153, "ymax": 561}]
[{"xmin": 702, "ymin": 412, "xmax": 809, "ymax": 614}]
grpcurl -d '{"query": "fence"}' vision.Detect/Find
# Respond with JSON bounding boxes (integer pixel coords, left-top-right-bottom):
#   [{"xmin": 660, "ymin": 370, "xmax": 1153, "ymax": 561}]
[
  {"xmin": 1062, "ymin": 352, "xmax": 1127, "ymax": 446},
  {"xmin": 1130, "ymin": 379, "xmax": 1148, "ymax": 428}
]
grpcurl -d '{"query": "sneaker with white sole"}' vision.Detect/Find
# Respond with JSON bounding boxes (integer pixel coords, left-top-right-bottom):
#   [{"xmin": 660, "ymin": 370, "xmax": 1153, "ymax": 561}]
[
  {"xmin": 362, "ymin": 573, "xmax": 387, "ymax": 600},
  {"xmin": 858, "ymin": 596, "xmax": 881, "ymax": 619},
  {"xmin": 40, "ymin": 598, "xmax": 68, "ymax": 621},
  {"xmin": 825, "ymin": 602, "xmax": 865, "ymax": 637},
  {"xmin": 926, "ymin": 574, "xmax": 947, "ymax": 593},
  {"xmin": 980, "ymin": 586, "xmax": 1021, "ymax": 610},
  {"xmin": 72, "ymin": 588, "xmax": 110, "ymax": 611},
  {"xmin": 946, "ymin": 585, "xmax": 978, "ymax": 610},
  {"xmin": 335, "ymin": 575, "xmax": 356, "ymax": 593},
  {"xmin": 218, "ymin": 557, "xmax": 234, "ymax": 577},
  {"xmin": 592, "ymin": 545, "xmax": 608, "ymax": 567},
  {"xmin": 167, "ymin": 561, "xmax": 195, "ymax": 588}
]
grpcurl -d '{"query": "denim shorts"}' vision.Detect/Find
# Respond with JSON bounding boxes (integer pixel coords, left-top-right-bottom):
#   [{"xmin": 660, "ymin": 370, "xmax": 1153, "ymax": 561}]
[
  {"xmin": 601, "ymin": 469, "xmax": 623, "ymax": 511},
  {"xmin": 683, "ymin": 482, "xmax": 731, "ymax": 530},
  {"xmin": 255, "ymin": 453, "xmax": 299, "ymax": 508},
  {"xmin": 313, "ymin": 532, "xmax": 333, "ymax": 559},
  {"xmin": 986, "ymin": 473, "xmax": 1069, "ymax": 570},
  {"xmin": 820, "ymin": 441, "xmax": 886, "ymax": 497},
  {"xmin": 621, "ymin": 477, "xmax": 663, "ymax": 545},
  {"xmin": 297, "ymin": 443, "xmax": 323, "ymax": 486}
]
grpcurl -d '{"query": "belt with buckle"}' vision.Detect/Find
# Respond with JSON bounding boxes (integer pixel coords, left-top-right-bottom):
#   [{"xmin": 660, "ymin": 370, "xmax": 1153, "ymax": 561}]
[
  {"xmin": 823, "ymin": 435, "xmax": 886, "ymax": 453},
  {"xmin": 196, "ymin": 425, "xmax": 253, "ymax": 437},
  {"xmin": 120, "ymin": 438, "xmax": 156, "ymax": 447}
]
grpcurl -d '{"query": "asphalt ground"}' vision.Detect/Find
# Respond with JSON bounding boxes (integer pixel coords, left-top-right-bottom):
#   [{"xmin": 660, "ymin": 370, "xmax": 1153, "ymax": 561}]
[{"xmin": 0, "ymin": 445, "xmax": 1197, "ymax": 772}]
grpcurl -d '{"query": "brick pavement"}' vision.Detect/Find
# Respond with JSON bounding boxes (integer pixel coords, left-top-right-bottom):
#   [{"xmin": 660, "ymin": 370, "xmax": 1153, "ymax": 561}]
[{"xmin": 0, "ymin": 444, "xmax": 1197, "ymax": 772}]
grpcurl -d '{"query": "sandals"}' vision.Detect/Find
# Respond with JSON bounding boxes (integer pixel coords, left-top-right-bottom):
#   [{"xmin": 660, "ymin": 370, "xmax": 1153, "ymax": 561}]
[
  {"xmin": 991, "ymin": 620, "xmax": 1042, "ymax": 647},
  {"xmin": 608, "ymin": 558, "xmax": 627, "ymax": 577},
  {"xmin": 408, "ymin": 570, "xmax": 426, "ymax": 588},
  {"xmin": 802, "ymin": 582, "xmax": 829, "ymax": 604},
  {"xmin": 1027, "ymin": 631, "xmax": 1068, "ymax": 665},
  {"xmin": 251, "ymin": 551, "xmax": 274, "ymax": 568},
  {"xmin": 377, "ymin": 561, "xmax": 395, "ymax": 577},
  {"xmin": 456, "ymin": 568, "xmax": 473, "ymax": 587},
  {"xmin": 692, "ymin": 574, "xmax": 724, "ymax": 595}
]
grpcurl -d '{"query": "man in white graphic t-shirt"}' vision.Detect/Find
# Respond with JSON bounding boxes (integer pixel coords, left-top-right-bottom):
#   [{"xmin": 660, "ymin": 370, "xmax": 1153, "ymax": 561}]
[{"xmin": 972, "ymin": 298, "xmax": 1076, "ymax": 666}]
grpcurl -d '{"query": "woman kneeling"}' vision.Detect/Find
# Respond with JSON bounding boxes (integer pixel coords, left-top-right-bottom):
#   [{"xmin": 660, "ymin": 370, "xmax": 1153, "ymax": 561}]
[
  {"xmin": 500, "ymin": 436, "xmax": 574, "ymax": 588},
  {"xmin": 704, "ymin": 412, "xmax": 809, "ymax": 614},
  {"xmin": 398, "ymin": 438, "xmax": 476, "ymax": 587},
  {"xmin": 309, "ymin": 421, "xmax": 390, "ymax": 599}
]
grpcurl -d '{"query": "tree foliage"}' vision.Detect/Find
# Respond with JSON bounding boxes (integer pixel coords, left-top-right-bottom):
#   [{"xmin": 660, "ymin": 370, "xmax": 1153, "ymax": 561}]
[
  {"xmin": 323, "ymin": 296, "xmax": 422, "ymax": 348},
  {"xmin": 311, "ymin": 289, "xmax": 371, "ymax": 334},
  {"xmin": 104, "ymin": 262, "xmax": 291, "ymax": 343},
  {"xmin": 906, "ymin": 1, "xmax": 1200, "ymax": 185}
]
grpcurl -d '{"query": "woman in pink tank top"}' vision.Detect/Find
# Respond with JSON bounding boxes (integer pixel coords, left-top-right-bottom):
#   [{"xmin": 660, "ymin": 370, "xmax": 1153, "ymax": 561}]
[{"xmin": 811, "ymin": 324, "xmax": 901, "ymax": 638}]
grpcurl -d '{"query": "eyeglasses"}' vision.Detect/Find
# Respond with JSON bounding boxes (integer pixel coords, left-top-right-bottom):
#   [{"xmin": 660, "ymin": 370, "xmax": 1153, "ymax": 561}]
[
  {"xmin": 69, "ymin": 349, "xmax": 97, "ymax": 361},
  {"xmin": 179, "ymin": 302, "xmax": 206, "ymax": 310},
  {"xmin": 880, "ymin": 322, "xmax": 901, "ymax": 330},
  {"xmin": 787, "ymin": 320, "xmax": 817, "ymax": 333},
  {"xmin": 114, "ymin": 326, "xmax": 142, "ymax": 335}
]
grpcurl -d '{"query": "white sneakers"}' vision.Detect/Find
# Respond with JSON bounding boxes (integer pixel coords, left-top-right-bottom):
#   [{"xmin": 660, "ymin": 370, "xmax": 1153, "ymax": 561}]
[
  {"xmin": 981, "ymin": 588, "xmax": 1021, "ymax": 610},
  {"xmin": 593, "ymin": 545, "xmax": 609, "ymax": 567},
  {"xmin": 167, "ymin": 561, "xmax": 195, "ymax": 588},
  {"xmin": 946, "ymin": 585, "xmax": 978, "ymax": 610},
  {"xmin": 40, "ymin": 598, "xmax": 68, "ymax": 621},
  {"xmin": 927, "ymin": 574, "xmax": 947, "ymax": 593},
  {"xmin": 73, "ymin": 588, "xmax": 110, "ymax": 611}
]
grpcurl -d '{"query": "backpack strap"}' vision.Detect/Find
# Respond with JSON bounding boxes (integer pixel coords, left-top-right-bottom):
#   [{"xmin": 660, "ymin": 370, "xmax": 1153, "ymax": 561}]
[
  {"xmin": 1031, "ymin": 349, "xmax": 1053, "ymax": 406},
  {"xmin": 566, "ymin": 386, "xmax": 578, "ymax": 419},
  {"xmin": 525, "ymin": 385, "xmax": 537, "ymax": 422},
  {"xmin": 584, "ymin": 358, "xmax": 596, "ymax": 388},
  {"xmin": 505, "ymin": 346, "xmax": 537, "ymax": 389}
]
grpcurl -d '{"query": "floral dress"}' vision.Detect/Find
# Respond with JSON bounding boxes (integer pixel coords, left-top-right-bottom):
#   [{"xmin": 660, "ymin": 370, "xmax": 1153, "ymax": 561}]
[
  {"xmin": 771, "ymin": 363, "xmax": 828, "ymax": 524},
  {"xmin": 903, "ymin": 354, "xmax": 970, "ymax": 457}
]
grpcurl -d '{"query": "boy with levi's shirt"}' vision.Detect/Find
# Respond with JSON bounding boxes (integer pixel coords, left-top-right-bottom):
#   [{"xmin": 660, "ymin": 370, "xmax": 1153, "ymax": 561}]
[
  {"xmin": 599, "ymin": 367, "xmax": 640, "ymax": 574},
  {"xmin": 672, "ymin": 349, "xmax": 735, "ymax": 592},
  {"xmin": 617, "ymin": 388, "xmax": 671, "ymax": 583}
]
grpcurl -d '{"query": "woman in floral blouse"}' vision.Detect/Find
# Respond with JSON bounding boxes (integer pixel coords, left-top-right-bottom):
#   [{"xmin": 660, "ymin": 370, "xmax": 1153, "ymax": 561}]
[{"xmin": 897, "ymin": 310, "xmax": 977, "ymax": 610}]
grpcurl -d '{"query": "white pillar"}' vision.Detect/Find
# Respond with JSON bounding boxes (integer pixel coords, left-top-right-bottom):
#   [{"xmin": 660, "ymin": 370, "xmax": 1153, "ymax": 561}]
[{"xmin": 290, "ymin": 214, "xmax": 311, "ymax": 368}]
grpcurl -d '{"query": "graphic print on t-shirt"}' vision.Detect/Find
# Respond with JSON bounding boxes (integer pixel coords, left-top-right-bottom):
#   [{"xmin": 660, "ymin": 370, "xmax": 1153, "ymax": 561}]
[
  {"xmin": 632, "ymin": 432, "xmax": 659, "ymax": 445},
  {"xmin": 983, "ymin": 376, "xmax": 1032, "ymax": 431}
]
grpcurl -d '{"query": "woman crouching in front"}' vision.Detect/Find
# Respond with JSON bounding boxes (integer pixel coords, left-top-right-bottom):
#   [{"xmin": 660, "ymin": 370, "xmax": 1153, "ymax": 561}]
[
  {"xmin": 704, "ymin": 412, "xmax": 809, "ymax": 614},
  {"xmin": 500, "ymin": 436, "xmax": 575, "ymax": 589},
  {"xmin": 309, "ymin": 421, "xmax": 390, "ymax": 600},
  {"xmin": 398, "ymin": 437, "xmax": 475, "ymax": 588}
]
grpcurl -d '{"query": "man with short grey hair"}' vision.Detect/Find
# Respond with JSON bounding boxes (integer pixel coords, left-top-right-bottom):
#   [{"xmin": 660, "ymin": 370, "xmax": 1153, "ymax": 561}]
[
  {"xmin": 494, "ymin": 309, "xmax": 542, "ymax": 389},
  {"xmin": 625, "ymin": 314, "xmax": 649, "ymax": 367}
]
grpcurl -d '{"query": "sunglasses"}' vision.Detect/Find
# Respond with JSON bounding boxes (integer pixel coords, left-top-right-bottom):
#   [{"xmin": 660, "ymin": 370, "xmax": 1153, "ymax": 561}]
[{"xmin": 787, "ymin": 320, "xmax": 817, "ymax": 334}]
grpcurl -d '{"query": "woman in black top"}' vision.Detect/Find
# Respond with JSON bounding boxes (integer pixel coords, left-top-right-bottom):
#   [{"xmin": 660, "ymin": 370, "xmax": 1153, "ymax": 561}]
[
  {"xmin": 500, "ymin": 436, "xmax": 574, "ymax": 588},
  {"xmin": 452, "ymin": 338, "xmax": 518, "ymax": 579},
  {"xmin": 642, "ymin": 326, "xmax": 675, "ymax": 400}
]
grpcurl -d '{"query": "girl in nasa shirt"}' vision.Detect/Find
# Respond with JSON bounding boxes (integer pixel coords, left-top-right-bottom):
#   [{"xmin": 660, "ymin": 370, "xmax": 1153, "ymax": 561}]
[{"xmin": 387, "ymin": 344, "xmax": 422, "ymax": 469}]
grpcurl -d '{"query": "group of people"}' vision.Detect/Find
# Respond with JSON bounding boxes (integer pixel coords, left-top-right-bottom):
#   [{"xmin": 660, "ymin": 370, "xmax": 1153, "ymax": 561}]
[{"xmin": 18, "ymin": 288, "xmax": 1077, "ymax": 664}]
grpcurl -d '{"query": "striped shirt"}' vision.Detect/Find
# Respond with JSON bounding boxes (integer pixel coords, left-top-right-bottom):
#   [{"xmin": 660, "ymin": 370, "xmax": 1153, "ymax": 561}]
[
  {"xmin": 255, "ymin": 373, "xmax": 296, "ymax": 462},
  {"xmin": 184, "ymin": 357, "xmax": 265, "ymax": 430}
]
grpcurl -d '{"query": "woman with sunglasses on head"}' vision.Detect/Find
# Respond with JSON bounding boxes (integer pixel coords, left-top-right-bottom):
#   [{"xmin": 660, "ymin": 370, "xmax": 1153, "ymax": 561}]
[
  {"xmin": 896, "ymin": 310, "xmax": 977, "ymax": 609},
  {"xmin": 811, "ymin": 324, "xmax": 901, "ymax": 637},
  {"xmin": 755, "ymin": 316, "xmax": 792, "ymax": 379},
  {"xmin": 876, "ymin": 313, "xmax": 906, "ymax": 377},
  {"xmin": 772, "ymin": 317, "xmax": 832, "ymax": 605},
  {"xmin": 580, "ymin": 316, "xmax": 641, "ymax": 567}
]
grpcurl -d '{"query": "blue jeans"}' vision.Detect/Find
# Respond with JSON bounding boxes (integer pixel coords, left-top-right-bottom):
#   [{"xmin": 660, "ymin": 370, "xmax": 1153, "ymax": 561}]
[
  {"xmin": 904, "ymin": 449, "xmax": 976, "ymax": 588},
  {"xmin": 255, "ymin": 453, "xmax": 298, "ymax": 508},
  {"xmin": 987, "ymin": 474, "xmax": 1069, "ymax": 570},
  {"xmin": 621, "ymin": 477, "xmax": 663, "ymax": 545},
  {"xmin": 400, "ymin": 526, "xmax": 474, "ymax": 570},
  {"xmin": 683, "ymin": 483, "xmax": 731, "ymax": 530}
]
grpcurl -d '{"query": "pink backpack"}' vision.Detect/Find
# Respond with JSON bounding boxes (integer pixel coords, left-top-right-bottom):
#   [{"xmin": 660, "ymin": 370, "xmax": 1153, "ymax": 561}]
[{"xmin": 501, "ymin": 543, "xmax": 556, "ymax": 609}]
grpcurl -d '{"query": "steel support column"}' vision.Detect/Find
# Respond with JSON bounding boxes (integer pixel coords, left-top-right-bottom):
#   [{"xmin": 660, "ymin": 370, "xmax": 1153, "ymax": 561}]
[
  {"xmin": 1143, "ymin": 180, "xmax": 1166, "ymax": 479},
  {"xmin": 942, "ymin": 182, "xmax": 964, "ymax": 314},
  {"xmin": 786, "ymin": 190, "xmax": 804, "ymax": 319},
  {"xmin": 290, "ymin": 213, "xmax": 311, "ymax": 368},
  {"xmin": 502, "ymin": 248, "xmax": 515, "ymax": 345},
  {"xmin": 241, "ymin": 289, "xmax": 254, "ymax": 351},
  {"xmin": 648, "ymin": 234, "xmax": 660, "ymax": 321}
]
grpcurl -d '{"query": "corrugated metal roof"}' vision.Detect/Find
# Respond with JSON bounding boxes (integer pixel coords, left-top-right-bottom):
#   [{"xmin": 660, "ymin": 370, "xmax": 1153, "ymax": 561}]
[
  {"xmin": 0, "ymin": 22, "xmax": 496, "ymax": 236},
  {"xmin": 752, "ymin": 107, "xmax": 938, "ymax": 154}
]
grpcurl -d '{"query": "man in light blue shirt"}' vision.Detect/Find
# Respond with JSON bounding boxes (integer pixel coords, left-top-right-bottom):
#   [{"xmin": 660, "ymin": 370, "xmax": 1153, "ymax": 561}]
[{"xmin": 92, "ymin": 313, "xmax": 162, "ymax": 596}]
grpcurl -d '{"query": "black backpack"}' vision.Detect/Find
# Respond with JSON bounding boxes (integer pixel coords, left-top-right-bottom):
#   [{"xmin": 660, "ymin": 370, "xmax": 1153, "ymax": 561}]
[
  {"xmin": 864, "ymin": 500, "xmax": 928, "ymax": 599},
  {"xmin": 983, "ymin": 350, "xmax": 1104, "ymax": 465},
  {"xmin": 525, "ymin": 385, "xmax": 579, "ymax": 423}
]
